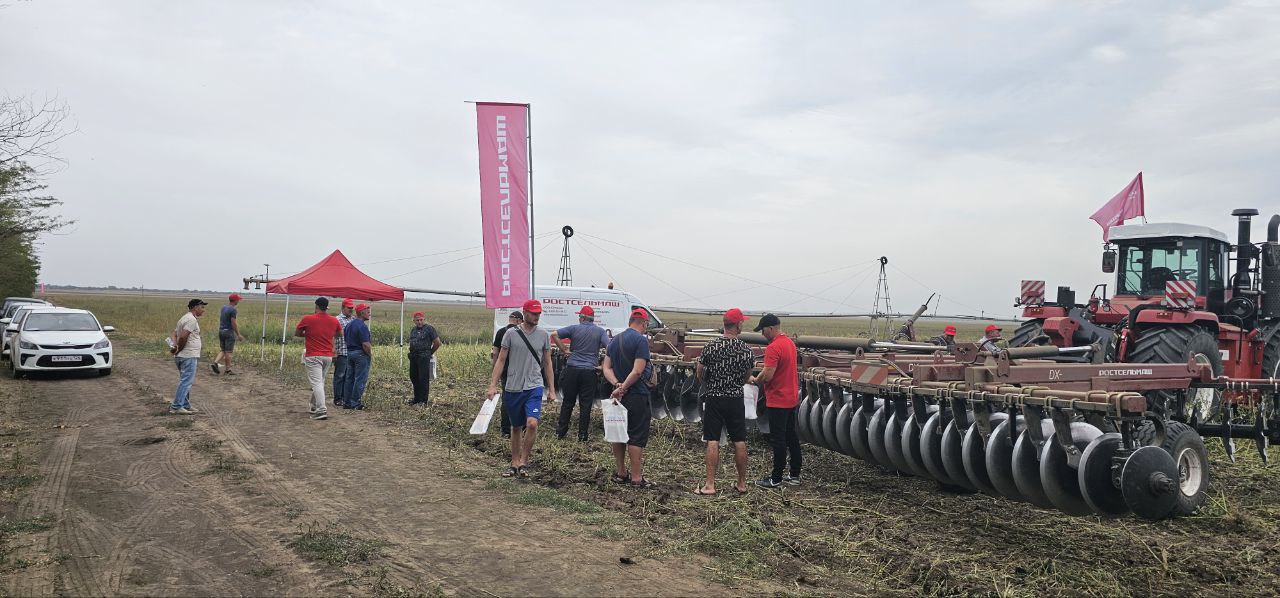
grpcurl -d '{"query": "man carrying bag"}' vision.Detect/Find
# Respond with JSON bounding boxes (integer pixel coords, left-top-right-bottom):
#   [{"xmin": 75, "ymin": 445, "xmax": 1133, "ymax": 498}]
[{"xmin": 486, "ymin": 299, "xmax": 557, "ymax": 478}]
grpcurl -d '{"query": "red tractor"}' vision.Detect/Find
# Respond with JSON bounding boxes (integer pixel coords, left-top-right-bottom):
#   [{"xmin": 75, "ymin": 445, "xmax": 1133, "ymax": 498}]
[{"xmin": 1010, "ymin": 208, "xmax": 1280, "ymax": 421}]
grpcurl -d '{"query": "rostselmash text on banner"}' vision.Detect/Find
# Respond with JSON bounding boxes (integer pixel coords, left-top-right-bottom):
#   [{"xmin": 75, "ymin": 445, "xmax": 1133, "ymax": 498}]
[{"xmin": 476, "ymin": 102, "xmax": 531, "ymax": 308}]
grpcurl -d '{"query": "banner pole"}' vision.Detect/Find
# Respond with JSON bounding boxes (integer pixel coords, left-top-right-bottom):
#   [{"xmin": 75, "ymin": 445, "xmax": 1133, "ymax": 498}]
[
  {"xmin": 279, "ymin": 294, "xmax": 290, "ymax": 370},
  {"xmin": 399, "ymin": 300, "xmax": 405, "ymax": 370},
  {"xmin": 526, "ymin": 103, "xmax": 535, "ymax": 300},
  {"xmin": 259, "ymin": 263, "xmax": 269, "ymax": 361}
]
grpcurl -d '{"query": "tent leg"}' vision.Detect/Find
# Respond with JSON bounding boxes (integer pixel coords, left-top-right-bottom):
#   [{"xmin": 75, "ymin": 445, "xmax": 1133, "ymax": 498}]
[
  {"xmin": 279, "ymin": 295, "xmax": 290, "ymax": 370},
  {"xmin": 398, "ymin": 300, "xmax": 405, "ymax": 370}
]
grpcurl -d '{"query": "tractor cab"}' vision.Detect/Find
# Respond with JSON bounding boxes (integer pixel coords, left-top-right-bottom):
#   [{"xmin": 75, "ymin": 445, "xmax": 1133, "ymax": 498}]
[{"xmin": 1106, "ymin": 223, "xmax": 1230, "ymax": 313}]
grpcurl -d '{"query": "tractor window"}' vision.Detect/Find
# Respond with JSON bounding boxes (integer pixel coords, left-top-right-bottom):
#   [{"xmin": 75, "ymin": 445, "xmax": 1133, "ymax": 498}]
[{"xmin": 1118, "ymin": 243, "xmax": 1203, "ymax": 296}]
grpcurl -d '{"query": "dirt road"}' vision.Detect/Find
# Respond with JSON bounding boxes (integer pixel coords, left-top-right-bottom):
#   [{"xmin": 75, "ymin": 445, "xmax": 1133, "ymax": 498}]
[{"xmin": 0, "ymin": 355, "xmax": 727, "ymax": 596}]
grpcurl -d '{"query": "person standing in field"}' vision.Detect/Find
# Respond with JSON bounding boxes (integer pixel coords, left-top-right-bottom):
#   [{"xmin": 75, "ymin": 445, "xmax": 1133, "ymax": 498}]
[
  {"xmin": 552, "ymin": 305, "xmax": 610, "ymax": 441},
  {"xmin": 492, "ymin": 311, "xmax": 522, "ymax": 438},
  {"xmin": 295, "ymin": 297, "xmax": 344, "ymax": 420},
  {"xmin": 168, "ymin": 298, "xmax": 207, "ymax": 415},
  {"xmin": 602, "ymin": 308, "xmax": 656, "ymax": 488},
  {"xmin": 333, "ymin": 298, "xmax": 355, "ymax": 408},
  {"xmin": 751, "ymin": 313, "xmax": 802, "ymax": 488},
  {"xmin": 486, "ymin": 299, "xmax": 557, "ymax": 478},
  {"xmin": 406, "ymin": 311, "xmax": 442, "ymax": 406},
  {"xmin": 694, "ymin": 308, "xmax": 755, "ymax": 496},
  {"xmin": 211, "ymin": 293, "xmax": 245, "ymax": 375},
  {"xmin": 342, "ymin": 303, "xmax": 373, "ymax": 410}
]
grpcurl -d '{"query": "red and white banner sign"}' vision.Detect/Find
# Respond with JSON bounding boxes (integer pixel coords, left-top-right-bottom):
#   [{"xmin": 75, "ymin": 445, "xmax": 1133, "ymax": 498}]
[
  {"xmin": 1162, "ymin": 280, "xmax": 1197, "ymax": 309},
  {"xmin": 1020, "ymin": 280, "xmax": 1046, "ymax": 305},
  {"xmin": 476, "ymin": 103, "xmax": 530, "ymax": 309},
  {"xmin": 1090, "ymin": 172, "xmax": 1145, "ymax": 242}
]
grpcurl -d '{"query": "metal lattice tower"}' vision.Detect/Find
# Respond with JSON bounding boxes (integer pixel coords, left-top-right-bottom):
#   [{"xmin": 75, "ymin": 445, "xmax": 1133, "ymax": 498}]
[
  {"xmin": 556, "ymin": 225, "xmax": 574, "ymax": 286},
  {"xmin": 868, "ymin": 256, "xmax": 894, "ymax": 338}
]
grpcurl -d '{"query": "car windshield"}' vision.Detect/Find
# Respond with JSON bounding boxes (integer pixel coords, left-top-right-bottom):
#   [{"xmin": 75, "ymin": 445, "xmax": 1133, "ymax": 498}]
[
  {"xmin": 1118, "ymin": 242, "xmax": 1203, "ymax": 296},
  {"xmin": 23, "ymin": 313, "xmax": 99, "ymax": 332}
]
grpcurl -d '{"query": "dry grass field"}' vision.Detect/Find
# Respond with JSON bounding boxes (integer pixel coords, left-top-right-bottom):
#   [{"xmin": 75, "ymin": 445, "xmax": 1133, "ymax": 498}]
[{"xmin": 3, "ymin": 291, "xmax": 1278, "ymax": 596}]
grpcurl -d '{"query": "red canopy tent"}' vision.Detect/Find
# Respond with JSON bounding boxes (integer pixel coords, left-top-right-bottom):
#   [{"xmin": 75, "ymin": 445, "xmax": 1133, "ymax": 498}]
[{"xmin": 262, "ymin": 250, "xmax": 407, "ymax": 368}]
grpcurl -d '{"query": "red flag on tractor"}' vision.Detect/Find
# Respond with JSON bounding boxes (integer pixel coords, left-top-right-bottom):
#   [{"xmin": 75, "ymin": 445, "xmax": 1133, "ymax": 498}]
[{"xmin": 1090, "ymin": 172, "xmax": 1145, "ymax": 242}]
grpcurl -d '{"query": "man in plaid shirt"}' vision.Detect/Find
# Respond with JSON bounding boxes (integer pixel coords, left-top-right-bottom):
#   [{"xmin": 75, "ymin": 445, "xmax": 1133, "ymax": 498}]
[{"xmin": 332, "ymin": 298, "xmax": 355, "ymax": 408}]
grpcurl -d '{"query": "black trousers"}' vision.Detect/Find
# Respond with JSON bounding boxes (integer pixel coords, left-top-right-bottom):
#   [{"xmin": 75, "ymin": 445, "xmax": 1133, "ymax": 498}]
[
  {"xmin": 556, "ymin": 366, "xmax": 599, "ymax": 440},
  {"xmin": 766, "ymin": 406, "xmax": 803, "ymax": 483},
  {"xmin": 408, "ymin": 352, "xmax": 432, "ymax": 404}
]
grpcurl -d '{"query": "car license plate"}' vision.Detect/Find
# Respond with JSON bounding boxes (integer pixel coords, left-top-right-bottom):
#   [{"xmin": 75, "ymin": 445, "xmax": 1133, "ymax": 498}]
[{"xmin": 51, "ymin": 355, "xmax": 81, "ymax": 363}]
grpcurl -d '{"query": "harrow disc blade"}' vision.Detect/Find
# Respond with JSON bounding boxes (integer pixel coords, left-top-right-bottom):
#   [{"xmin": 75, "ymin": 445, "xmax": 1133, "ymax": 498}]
[
  {"xmin": 849, "ymin": 401, "xmax": 878, "ymax": 461},
  {"xmin": 984, "ymin": 416, "xmax": 1025, "ymax": 502},
  {"xmin": 667, "ymin": 375, "xmax": 686, "ymax": 421},
  {"xmin": 901, "ymin": 407, "xmax": 937, "ymax": 479},
  {"xmin": 834, "ymin": 403, "xmax": 855, "ymax": 456},
  {"xmin": 1039, "ymin": 422, "xmax": 1103, "ymax": 516},
  {"xmin": 883, "ymin": 411, "xmax": 913, "ymax": 475},
  {"xmin": 795, "ymin": 397, "xmax": 813, "ymax": 444},
  {"xmin": 1011, "ymin": 422, "xmax": 1055, "ymax": 509},
  {"xmin": 1121, "ymin": 445, "xmax": 1180, "ymax": 521},
  {"xmin": 822, "ymin": 398, "xmax": 842, "ymax": 452},
  {"xmin": 919, "ymin": 412, "xmax": 955, "ymax": 485},
  {"xmin": 1078, "ymin": 432, "xmax": 1130, "ymax": 517},
  {"xmin": 940, "ymin": 417, "xmax": 976, "ymax": 491},
  {"xmin": 866, "ymin": 403, "xmax": 894, "ymax": 470},
  {"xmin": 681, "ymin": 390, "xmax": 702, "ymax": 423},
  {"xmin": 960, "ymin": 412, "xmax": 1007, "ymax": 497},
  {"xmin": 649, "ymin": 390, "xmax": 669, "ymax": 420},
  {"xmin": 808, "ymin": 399, "xmax": 829, "ymax": 449}
]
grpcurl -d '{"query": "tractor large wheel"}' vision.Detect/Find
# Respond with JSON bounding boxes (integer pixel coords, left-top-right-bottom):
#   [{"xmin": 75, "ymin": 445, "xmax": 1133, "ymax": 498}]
[
  {"xmin": 1262, "ymin": 325, "xmax": 1280, "ymax": 379},
  {"xmin": 1009, "ymin": 319, "xmax": 1049, "ymax": 347},
  {"xmin": 1134, "ymin": 420, "xmax": 1210, "ymax": 517},
  {"xmin": 1128, "ymin": 325, "xmax": 1223, "ymax": 417}
]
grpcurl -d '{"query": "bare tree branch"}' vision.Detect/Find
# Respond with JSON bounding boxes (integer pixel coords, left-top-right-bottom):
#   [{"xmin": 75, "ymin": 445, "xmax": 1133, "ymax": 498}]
[{"xmin": 0, "ymin": 95, "xmax": 77, "ymax": 168}]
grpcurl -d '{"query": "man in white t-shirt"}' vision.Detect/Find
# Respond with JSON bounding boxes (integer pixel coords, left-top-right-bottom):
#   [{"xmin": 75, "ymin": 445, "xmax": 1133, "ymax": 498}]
[{"xmin": 169, "ymin": 299, "xmax": 207, "ymax": 414}]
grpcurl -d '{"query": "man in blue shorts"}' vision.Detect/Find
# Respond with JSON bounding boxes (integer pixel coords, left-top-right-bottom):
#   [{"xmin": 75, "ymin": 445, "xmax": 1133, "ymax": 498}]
[
  {"xmin": 486, "ymin": 299, "xmax": 557, "ymax": 478},
  {"xmin": 603, "ymin": 308, "xmax": 656, "ymax": 488}
]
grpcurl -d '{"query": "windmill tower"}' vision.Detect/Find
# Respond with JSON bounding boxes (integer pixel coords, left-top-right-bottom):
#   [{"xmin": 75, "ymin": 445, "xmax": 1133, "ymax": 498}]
[
  {"xmin": 868, "ymin": 256, "xmax": 894, "ymax": 338},
  {"xmin": 556, "ymin": 225, "xmax": 574, "ymax": 286}
]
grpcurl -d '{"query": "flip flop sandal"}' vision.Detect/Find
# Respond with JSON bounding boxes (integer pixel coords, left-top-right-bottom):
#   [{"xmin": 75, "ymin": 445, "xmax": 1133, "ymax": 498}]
[
  {"xmin": 502, "ymin": 466, "xmax": 518, "ymax": 478},
  {"xmin": 692, "ymin": 487, "xmax": 717, "ymax": 496},
  {"xmin": 610, "ymin": 473, "xmax": 629, "ymax": 484},
  {"xmin": 630, "ymin": 478, "xmax": 657, "ymax": 489}
]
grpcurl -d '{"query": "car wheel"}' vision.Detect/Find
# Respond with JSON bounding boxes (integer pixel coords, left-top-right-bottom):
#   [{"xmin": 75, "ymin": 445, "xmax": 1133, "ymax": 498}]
[{"xmin": 98, "ymin": 368, "xmax": 112, "ymax": 377}]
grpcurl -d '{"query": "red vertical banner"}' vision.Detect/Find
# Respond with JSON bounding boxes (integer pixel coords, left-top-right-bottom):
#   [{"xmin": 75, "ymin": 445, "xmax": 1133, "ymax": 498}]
[{"xmin": 476, "ymin": 103, "xmax": 530, "ymax": 308}]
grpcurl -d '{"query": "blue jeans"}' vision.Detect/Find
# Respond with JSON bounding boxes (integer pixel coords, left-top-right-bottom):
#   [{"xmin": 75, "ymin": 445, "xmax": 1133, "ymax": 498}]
[
  {"xmin": 344, "ymin": 352, "xmax": 371, "ymax": 408},
  {"xmin": 172, "ymin": 357, "xmax": 197, "ymax": 409},
  {"xmin": 332, "ymin": 354, "xmax": 349, "ymax": 404}
]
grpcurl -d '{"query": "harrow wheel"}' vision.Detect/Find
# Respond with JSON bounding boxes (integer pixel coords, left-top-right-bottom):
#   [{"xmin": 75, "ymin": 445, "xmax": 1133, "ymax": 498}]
[
  {"xmin": 960, "ymin": 412, "xmax": 1008, "ymax": 496},
  {"xmin": 940, "ymin": 417, "xmax": 977, "ymax": 491},
  {"xmin": 834, "ymin": 402, "xmax": 855, "ymax": 456},
  {"xmin": 918, "ymin": 412, "xmax": 956, "ymax": 485},
  {"xmin": 1039, "ymin": 422, "xmax": 1103, "ymax": 516},
  {"xmin": 849, "ymin": 400, "xmax": 880, "ymax": 462},
  {"xmin": 1121, "ymin": 445, "xmax": 1180, "ymax": 520},
  {"xmin": 883, "ymin": 409, "xmax": 915, "ymax": 476},
  {"xmin": 866, "ymin": 404, "xmax": 896, "ymax": 471},
  {"xmin": 822, "ymin": 396, "xmax": 843, "ymax": 452},
  {"xmin": 984, "ymin": 416, "xmax": 1026, "ymax": 502},
  {"xmin": 1134, "ymin": 420, "xmax": 1210, "ymax": 517},
  {"xmin": 900, "ymin": 406, "xmax": 938, "ymax": 478},
  {"xmin": 796, "ymin": 396, "xmax": 813, "ymax": 444},
  {"xmin": 1010, "ymin": 421, "xmax": 1056, "ymax": 509},
  {"xmin": 808, "ymin": 398, "xmax": 829, "ymax": 449},
  {"xmin": 1077, "ymin": 432, "xmax": 1130, "ymax": 517}
]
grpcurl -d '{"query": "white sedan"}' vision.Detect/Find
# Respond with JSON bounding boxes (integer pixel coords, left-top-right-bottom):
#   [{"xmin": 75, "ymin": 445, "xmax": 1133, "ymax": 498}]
[{"xmin": 7, "ymin": 308, "xmax": 115, "ymax": 378}]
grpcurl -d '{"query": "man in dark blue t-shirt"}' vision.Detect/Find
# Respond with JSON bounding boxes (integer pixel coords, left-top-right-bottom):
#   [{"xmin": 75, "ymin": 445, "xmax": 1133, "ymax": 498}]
[
  {"xmin": 342, "ymin": 304, "xmax": 373, "ymax": 409},
  {"xmin": 603, "ymin": 308, "xmax": 656, "ymax": 488},
  {"xmin": 552, "ymin": 305, "xmax": 612, "ymax": 441},
  {"xmin": 211, "ymin": 294, "xmax": 245, "ymax": 375}
]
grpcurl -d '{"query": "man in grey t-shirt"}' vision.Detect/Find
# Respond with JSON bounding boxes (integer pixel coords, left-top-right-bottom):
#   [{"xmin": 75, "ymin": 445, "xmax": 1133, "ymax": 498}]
[{"xmin": 486, "ymin": 299, "xmax": 557, "ymax": 478}]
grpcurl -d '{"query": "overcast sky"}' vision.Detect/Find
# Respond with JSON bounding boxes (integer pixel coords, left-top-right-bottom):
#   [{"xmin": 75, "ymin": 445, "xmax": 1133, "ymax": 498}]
[{"xmin": 3, "ymin": 0, "xmax": 1277, "ymax": 318}]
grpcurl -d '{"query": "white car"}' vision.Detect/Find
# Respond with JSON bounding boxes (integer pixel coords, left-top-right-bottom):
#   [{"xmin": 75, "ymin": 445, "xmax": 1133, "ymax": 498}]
[{"xmin": 7, "ymin": 308, "xmax": 115, "ymax": 378}]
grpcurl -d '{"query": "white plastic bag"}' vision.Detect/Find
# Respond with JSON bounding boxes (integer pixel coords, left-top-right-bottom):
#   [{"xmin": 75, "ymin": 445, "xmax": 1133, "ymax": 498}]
[
  {"xmin": 470, "ymin": 394, "xmax": 501, "ymax": 435},
  {"xmin": 603, "ymin": 400, "xmax": 629, "ymax": 444},
  {"xmin": 430, "ymin": 356, "xmax": 438, "ymax": 380},
  {"xmin": 742, "ymin": 385, "xmax": 759, "ymax": 420}
]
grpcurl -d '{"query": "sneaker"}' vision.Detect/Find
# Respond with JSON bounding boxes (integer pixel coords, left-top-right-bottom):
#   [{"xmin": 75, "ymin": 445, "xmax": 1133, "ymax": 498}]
[
  {"xmin": 224, "ymin": 371, "xmax": 237, "ymax": 376},
  {"xmin": 170, "ymin": 407, "xmax": 195, "ymax": 415},
  {"xmin": 211, "ymin": 363, "xmax": 221, "ymax": 374},
  {"xmin": 311, "ymin": 412, "xmax": 328, "ymax": 420},
  {"xmin": 783, "ymin": 475, "xmax": 802, "ymax": 486},
  {"xmin": 309, "ymin": 407, "xmax": 317, "ymax": 414},
  {"xmin": 755, "ymin": 477, "xmax": 782, "ymax": 489},
  {"xmin": 183, "ymin": 407, "xmax": 199, "ymax": 414}
]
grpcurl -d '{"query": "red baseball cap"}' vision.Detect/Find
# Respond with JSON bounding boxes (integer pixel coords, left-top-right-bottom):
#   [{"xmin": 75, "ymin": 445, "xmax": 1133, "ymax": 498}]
[
  {"xmin": 723, "ymin": 307, "xmax": 748, "ymax": 324},
  {"xmin": 630, "ymin": 308, "xmax": 649, "ymax": 321},
  {"xmin": 577, "ymin": 305, "xmax": 594, "ymax": 317},
  {"xmin": 229, "ymin": 293, "xmax": 242, "ymax": 302},
  {"xmin": 985, "ymin": 324, "xmax": 1002, "ymax": 333},
  {"xmin": 944, "ymin": 325, "xmax": 957, "ymax": 335},
  {"xmin": 342, "ymin": 298, "xmax": 355, "ymax": 308},
  {"xmin": 523, "ymin": 299, "xmax": 543, "ymax": 314},
  {"xmin": 413, "ymin": 311, "xmax": 425, "ymax": 318},
  {"xmin": 356, "ymin": 303, "xmax": 370, "ymax": 312}
]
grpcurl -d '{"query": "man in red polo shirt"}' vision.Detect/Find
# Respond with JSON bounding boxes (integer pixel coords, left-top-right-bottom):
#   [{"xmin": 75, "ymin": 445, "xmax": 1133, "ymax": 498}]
[
  {"xmin": 294, "ymin": 297, "xmax": 344, "ymax": 420},
  {"xmin": 750, "ymin": 313, "xmax": 802, "ymax": 488}
]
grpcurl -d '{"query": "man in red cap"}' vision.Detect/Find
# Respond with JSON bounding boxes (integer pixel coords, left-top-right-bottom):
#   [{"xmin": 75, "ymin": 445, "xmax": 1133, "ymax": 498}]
[
  {"xmin": 332, "ymin": 298, "xmax": 356, "ymax": 408},
  {"xmin": 551, "ymin": 305, "xmax": 611, "ymax": 441},
  {"xmin": 602, "ymin": 308, "xmax": 657, "ymax": 487},
  {"xmin": 211, "ymin": 293, "xmax": 245, "ymax": 375},
  {"xmin": 751, "ymin": 313, "xmax": 802, "ymax": 488},
  {"xmin": 979, "ymin": 324, "xmax": 1007, "ymax": 354},
  {"xmin": 342, "ymin": 303, "xmax": 374, "ymax": 409},
  {"xmin": 406, "ymin": 310, "xmax": 442, "ymax": 406},
  {"xmin": 693, "ymin": 308, "xmax": 755, "ymax": 496},
  {"xmin": 929, "ymin": 325, "xmax": 958, "ymax": 350},
  {"xmin": 487, "ymin": 299, "xmax": 557, "ymax": 477}
]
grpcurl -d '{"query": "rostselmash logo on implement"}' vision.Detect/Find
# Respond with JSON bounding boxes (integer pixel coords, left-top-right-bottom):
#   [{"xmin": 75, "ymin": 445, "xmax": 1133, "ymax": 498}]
[
  {"xmin": 496, "ymin": 115, "xmax": 512, "ymax": 297},
  {"xmin": 1097, "ymin": 368, "xmax": 1154, "ymax": 376}
]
